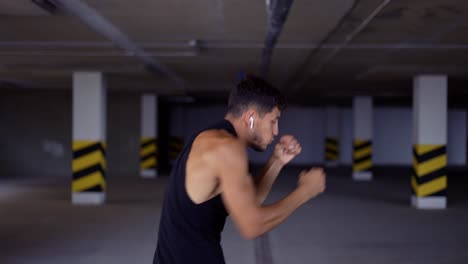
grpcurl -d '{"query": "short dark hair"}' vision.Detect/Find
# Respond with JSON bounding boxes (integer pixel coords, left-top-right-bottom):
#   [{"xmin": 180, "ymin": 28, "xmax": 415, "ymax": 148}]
[{"xmin": 227, "ymin": 75, "xmax": 287, "ymax": 117}]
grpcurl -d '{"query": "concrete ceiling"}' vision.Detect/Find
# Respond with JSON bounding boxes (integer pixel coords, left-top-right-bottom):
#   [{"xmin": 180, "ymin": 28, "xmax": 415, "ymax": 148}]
[{"xmin": 1, "ymin": 0, "xmax": 468, "ymax": 105}]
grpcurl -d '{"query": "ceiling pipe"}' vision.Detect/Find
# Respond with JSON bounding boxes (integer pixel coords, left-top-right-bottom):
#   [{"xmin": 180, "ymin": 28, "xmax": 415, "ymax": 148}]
[
  {"xmin": 50, "ymin": 0, "xmax": 188, "ymax": 91},
  {"xmin": 310, "ymin": 0, "xmax": 392, "ymax": 75},
  {"xmin": 281, "ymin": 0, "xmax": 359, "ymax": 93},
  {"xmin": 259, "ymin": 0, "xmax": 295, "ymax": 77},
  {"xmin": 291, "ymin": 0, "xmax": 391, "ymax": 92}
]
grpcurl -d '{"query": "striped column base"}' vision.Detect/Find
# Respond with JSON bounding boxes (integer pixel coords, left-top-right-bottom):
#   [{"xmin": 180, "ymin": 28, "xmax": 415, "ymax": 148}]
[
  {"xmin": 72, "ymin": 140, "xmax": 106, "ymax": 205},
  {"xmin": 352, "ymin": 139, "xmax": 373, "ymax": 181},
  {"xmin": 325, "ymin": 138, "xmax": 339, "ymax": 167},
  {"xmin": 411, "ymin": 144, "xmax": 447, "ymax": 209},
  {"xmin": 140, "ymin": 137, "xmax": 158, "ymax": 178}
]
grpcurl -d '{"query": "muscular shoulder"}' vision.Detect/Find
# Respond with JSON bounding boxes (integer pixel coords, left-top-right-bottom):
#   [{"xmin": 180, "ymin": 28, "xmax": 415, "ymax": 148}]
[
  {"xmin": 194, "ymin": 129, "xmax": 247, "ymax": 169},
  {"xmin": 195, "ymin": 129, "xmax": 245, "ymax": 158}
]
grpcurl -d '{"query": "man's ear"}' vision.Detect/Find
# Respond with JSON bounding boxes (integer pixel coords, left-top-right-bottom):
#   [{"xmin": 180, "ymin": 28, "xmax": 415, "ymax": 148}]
[{"xmin": 244, "ymin": 110, "xmax": 256, "ymax": 127}]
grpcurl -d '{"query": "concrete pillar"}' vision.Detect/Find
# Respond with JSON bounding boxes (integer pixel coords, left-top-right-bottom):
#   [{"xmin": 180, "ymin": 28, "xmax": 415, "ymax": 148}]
[
  {"xmin": 412, "ymin": 75, "xmax": 447, "ymax": 209},
  {"xmin": 72, "ymin": 72, "xmax": 107, "ymax": 205},
  {"xmin": 325, "ymin": 106, "xmax": 340, "ymax": 167},
  {"xmin": 140, "ymin": 94, "xmax": 158, "ymax": 178},
  {"xmin": 352, "ymin": 96, "xmax": 373, "ymax": 181}
]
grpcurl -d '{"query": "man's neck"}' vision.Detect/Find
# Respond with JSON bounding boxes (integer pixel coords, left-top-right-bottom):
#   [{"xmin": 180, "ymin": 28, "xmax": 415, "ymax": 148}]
[{"xmin": 224, "ymin": 114, "xmax": 248, "ymax": 146}]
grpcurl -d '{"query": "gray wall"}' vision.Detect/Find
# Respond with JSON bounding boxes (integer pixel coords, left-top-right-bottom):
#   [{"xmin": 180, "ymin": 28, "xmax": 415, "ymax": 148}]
[
  {"xmin": 169, "ymin": 106, "xmax": 188, "ymax": 139},
  {"xmin": 339, "ymin": 109, "xmax": 353, "ymax": 165},
  {"xmin": 447, "ymin": 110, "xmax": 467, "ymax": 165},
  {"xmin": 373, "ymin": 108, "xmax": 466, "ymax": 165},
  {"xmin": 373, "ymin": 107, "xmax": 413, "ymax": 165},
  {"xmin": 107, "ymin": 93, "xmax": 141, "ymax": 177},
  {"xmin": 0, "ymin": 91, "xmax": 72, "ymax": 177},
  {"xmin": 174, "ymin": 105, "xmax": 467, "ymax": 166},
  {"xmin": 0, "ymin": 91, "xmax": 142, "ymax": 178}
]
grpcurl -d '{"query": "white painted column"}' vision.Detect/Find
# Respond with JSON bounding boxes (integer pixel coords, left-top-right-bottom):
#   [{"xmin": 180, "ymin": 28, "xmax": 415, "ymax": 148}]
[
  {"xmin": 412, "ymin": 75, "xmax": 447, "ymax": 209},
  {"xmin": 325, "ymin": 106, "xmax": 340, "ymax": 167},
  {"xmin": 140, "ymin": 94, "xmax": 158, "ymax": 178},
  {"xmin": 72, "ymin": 72, "xmax": 107, "ymax": 205},
  {"xmin": 352, "ymin": 96, "xmax": 373, "ymax": 181}
]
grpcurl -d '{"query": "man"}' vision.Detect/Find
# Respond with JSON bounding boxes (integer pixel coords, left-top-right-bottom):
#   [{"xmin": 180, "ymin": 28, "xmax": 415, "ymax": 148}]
[{"xmin": 153, "ymin": 75, "xmax": 326, "ymax": 264}]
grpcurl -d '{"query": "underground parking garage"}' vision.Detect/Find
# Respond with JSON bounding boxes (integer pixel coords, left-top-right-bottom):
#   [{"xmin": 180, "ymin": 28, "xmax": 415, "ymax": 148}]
[{"xmin": 1, "ymin": 1, "xmax": 468, "ymax": 263}]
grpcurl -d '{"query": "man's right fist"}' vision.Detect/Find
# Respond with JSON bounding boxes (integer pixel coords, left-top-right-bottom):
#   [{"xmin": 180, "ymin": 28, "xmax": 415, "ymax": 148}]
[{"xmin": 298, "ymin": 167, "xmax": 326, "ymax": 199}]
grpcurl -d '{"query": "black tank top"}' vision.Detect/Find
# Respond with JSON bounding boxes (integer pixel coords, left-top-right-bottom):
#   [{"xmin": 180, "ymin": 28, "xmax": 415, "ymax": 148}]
[{"xmin": 153, "ymin": 119, "xmax": 237, "ymax": 264}]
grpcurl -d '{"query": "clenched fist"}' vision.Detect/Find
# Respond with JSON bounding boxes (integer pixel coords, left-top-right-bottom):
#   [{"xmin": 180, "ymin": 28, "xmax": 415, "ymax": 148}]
[
  {"xmin": 272, "ymin": 134, "xmax": 302, "ymax": 166},
  {"xmin": 298, "ymin": 167, "xmax": 326, "ymax": 199}
]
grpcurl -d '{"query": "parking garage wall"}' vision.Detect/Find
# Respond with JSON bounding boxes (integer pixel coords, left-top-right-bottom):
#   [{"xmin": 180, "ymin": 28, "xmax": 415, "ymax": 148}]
[
  {"xmin": 0, "ymin": 91, "xmax": 141, "ymax": 178},
  {"xmin": 0, "ymin": 92, "xmax": 465, "ymax": 178},
  {"xmin": 179, "ymin": 105, "xmax": 467, "ymax": 166}
]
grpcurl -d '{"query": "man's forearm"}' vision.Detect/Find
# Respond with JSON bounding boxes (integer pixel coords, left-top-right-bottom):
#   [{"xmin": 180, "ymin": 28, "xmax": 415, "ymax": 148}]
[
  {"xmin": 255, "ymin": 157, "xmax": 284, "ymax": 204},
  {"xmin": 242, "ymin": 186, "xmax": 310, "ymax": 239}
]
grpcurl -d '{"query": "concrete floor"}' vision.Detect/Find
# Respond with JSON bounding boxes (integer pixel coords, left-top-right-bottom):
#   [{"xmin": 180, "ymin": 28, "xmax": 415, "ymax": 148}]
[{"xmin": 1, "ymin": 167, "xmax": 467, "ymax": 264}]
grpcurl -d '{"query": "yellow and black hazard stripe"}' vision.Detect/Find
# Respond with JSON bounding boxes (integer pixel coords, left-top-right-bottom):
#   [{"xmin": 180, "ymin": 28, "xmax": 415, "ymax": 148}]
[
  {"xmin": 140, "ymin": 137, "xmax": 157, "ymax": 169},
  {"xmin": 353, "ymin": 139, "xmax": 372, "ymax": 172},
  {"xmin": 169, "ymin": 136, "xmax": 184, "ymax": 160},
  {"xmin": 412, "ymin": 144, "xmax": 447, "ymax": 197},
  {"xmin": 72, "ymin": 140, "xmax": 106, "ymax": 193},
  {"xmin": 325, "ymin": 137, "xmax": 339, "ymax": 161}
]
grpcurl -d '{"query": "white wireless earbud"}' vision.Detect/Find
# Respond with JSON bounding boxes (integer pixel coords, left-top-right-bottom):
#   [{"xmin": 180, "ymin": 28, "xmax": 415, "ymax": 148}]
[{"xmin": 249, "ymin": 116, "xmax": 254, "ymax": 129}]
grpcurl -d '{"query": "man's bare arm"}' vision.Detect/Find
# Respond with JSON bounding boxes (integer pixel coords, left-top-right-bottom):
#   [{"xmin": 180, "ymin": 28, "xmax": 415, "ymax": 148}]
[
  {"xmin": 254, "ymin": 157, "xmax": 283, "ymax": 204},
  {"xmin": 255, "ymin": 135, "xmax": 302, "ymax": 204},
  {"xmin": 217, "ymin": 141, "xmax": 325, "ymax": 240}
]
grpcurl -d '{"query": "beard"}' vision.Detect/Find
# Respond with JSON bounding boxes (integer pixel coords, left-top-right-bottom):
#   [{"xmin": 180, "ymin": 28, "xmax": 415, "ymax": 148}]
[{"xmin": 249, "ymin": 131, "xmax": 266, "ymax": 152}]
